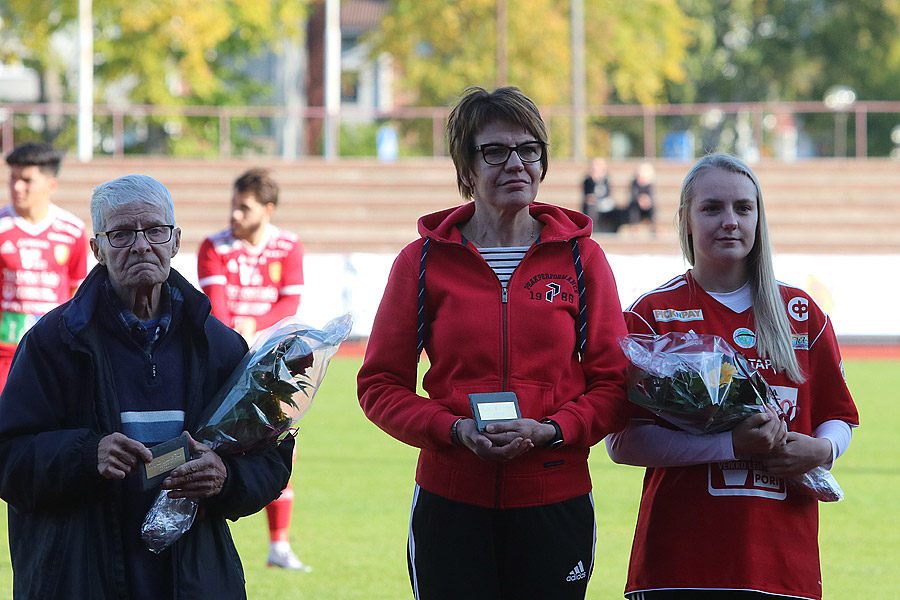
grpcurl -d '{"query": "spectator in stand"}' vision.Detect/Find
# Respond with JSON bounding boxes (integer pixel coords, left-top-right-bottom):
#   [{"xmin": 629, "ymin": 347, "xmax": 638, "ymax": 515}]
[
  {"xmin": 2, "ymin": 142, "xmax": 87, "ymax": 391},
  {"xmin": 197, "ymin": 168, "xmax": 309, "ymax": 571},
  {"xmin": 582, "ymin": 158, "xmax": 619, "ymax": 233},
  {"xmin": 0, "ymin": 174, "xmax": 292, "ymax": 599},
  {"xmin": 628, "ymin": 161, "xmax": 656, "ymax": 232}
]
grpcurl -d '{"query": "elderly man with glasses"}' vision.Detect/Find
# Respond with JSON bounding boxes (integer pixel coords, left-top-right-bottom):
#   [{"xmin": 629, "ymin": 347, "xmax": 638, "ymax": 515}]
[{"xmin": 0, "ymin": 174, "xmax": 293, "ymax": 600}]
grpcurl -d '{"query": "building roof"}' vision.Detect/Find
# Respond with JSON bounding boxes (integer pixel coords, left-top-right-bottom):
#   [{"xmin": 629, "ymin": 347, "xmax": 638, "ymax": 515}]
[{"xmin": 341, "ymin": 0, "xmax": 387, "ymax": 31}]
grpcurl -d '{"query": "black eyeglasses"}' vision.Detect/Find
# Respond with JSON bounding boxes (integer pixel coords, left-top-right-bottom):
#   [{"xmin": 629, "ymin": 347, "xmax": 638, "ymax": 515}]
[
  {"xmin": 96, "ymin": 225, "xmax": 175, "ymax": 248},
  {"xmin": 474, "ymin": 141, "xmax": 545, "ymax": 165}
]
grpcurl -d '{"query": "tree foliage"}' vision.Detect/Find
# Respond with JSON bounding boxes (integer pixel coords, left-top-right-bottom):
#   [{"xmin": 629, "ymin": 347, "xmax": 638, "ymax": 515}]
[
  {"xmin": 668, "ymin": 0, "xmax": 900, "ymax": 155},
  {"xmin": 670, "ymin": 0, "xmax": 900, "ymax": 103},
  {"xmin": 0, "ymin": 2, "xmax": 78, "ymax": 99},
  {"xmin": 371, "ymin": 0, "xmax": 693, "ymax": 108},
  {"xmin": 4, "ymin": 0, "xmax": 900, "ymax": 157},
  {"xmin": 94, "ymin": 0, "xmax": 307, "ymax": 106},
  {"xmin": 0, "ymin": 0, "xmax": 308, "ymax": 153}
]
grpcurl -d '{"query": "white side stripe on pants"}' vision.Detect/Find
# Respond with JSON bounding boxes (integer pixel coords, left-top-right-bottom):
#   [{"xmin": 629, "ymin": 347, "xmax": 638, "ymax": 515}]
[{"xmin": 408, "ymin": 484, "xmax": 422, "ymax": 600}]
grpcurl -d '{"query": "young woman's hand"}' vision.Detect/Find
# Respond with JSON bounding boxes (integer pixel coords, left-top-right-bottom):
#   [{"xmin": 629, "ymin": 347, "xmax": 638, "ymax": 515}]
[
  {"xmin": 731, "ymin": 406, "xmax": 787, "ymax": 456},
  {"xmin": 763, "ymin": 432, "xmax": 833, "ymax": 477}
]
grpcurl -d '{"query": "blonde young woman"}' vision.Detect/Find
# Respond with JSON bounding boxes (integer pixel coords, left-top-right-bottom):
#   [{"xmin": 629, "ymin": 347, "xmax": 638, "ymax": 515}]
[{"xmin": 606, "ymin": 154, "xmax": 859, "ymax": 599}]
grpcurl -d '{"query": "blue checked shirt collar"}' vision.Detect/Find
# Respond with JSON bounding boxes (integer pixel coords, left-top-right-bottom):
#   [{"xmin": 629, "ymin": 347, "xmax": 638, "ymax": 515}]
[{"xmin": 102, "ymin": 279, "xmax": 184, "ymax": 350}]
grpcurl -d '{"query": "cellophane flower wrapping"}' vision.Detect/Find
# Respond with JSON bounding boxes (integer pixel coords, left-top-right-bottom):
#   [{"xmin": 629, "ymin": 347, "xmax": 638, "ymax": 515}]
[
  {"xmin": 141, "ymin": 313, "xmax": 353, "ymax": 552},
  {"xmin": 620, "ymin": 332, "xmax": 773, "ymax": 434},
  {"xmin": 788, "ymin": 467, "xmax": 844, "ymax": 502},
  {"xmin": 620, "ymin": 331, "xmax": 844, "ymax": 502}
]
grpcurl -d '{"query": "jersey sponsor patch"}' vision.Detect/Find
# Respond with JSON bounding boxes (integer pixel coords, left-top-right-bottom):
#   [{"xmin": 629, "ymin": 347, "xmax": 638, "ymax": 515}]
[
  {"xmin": 269, "ymin": 261, "xmax": 282, "ymax": 284},
  {"xmin": 708, "ymin": 460, "xmax": 787, "ymax": 500},
  {"xmin": 787, "ymin": 296, "xmax": 809, "ymax": 322},
  {"xmin": 771, "ymin": 385, "xmax": 799, "ymax": 422},
  {"xmin": 652, "ymin": 308, "xmax": 703, "ymax": 322},
  {"xmin": 747, "ymin": 357, "xmax": 773, "ymax": 372},
  {"xmin": 53, "ymin": 244, "xmax": 70, "ymax": 265},
  {"xmin": 0, "ymin": 312, "xmax": 38, "ymax": 345},
  {"xmin": 791, "ymin": 332, "xmax": 809, "ymax": 350},
  {"xmin": 733, "ymin": 327, "xmax": 756, "ymax": 349}
]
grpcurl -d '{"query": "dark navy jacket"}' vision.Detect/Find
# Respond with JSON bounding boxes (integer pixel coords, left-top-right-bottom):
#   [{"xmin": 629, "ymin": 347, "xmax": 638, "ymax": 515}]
[{"xmin": 0, "ymin": 265, "xmax": 293, "ymax": 599}]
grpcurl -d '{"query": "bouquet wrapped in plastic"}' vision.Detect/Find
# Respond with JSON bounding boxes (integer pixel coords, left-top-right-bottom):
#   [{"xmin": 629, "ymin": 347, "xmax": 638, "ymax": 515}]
[
  {"xmin": 620, "ymin": 331, "xmax": 843, "ymax": 502},
  {"xmin": 141, "ymin": 313, "xmax": 353, "ymax": 552},
  {"xmin": 620, "ymin": 332, "xmax": 772, "ymax": 434}
]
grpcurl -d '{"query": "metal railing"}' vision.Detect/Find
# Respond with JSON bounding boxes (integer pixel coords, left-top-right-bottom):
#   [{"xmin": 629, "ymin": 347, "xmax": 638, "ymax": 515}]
[{"xmin": 2, "ymin": 100, "xmax": 899, "ymax": 160}]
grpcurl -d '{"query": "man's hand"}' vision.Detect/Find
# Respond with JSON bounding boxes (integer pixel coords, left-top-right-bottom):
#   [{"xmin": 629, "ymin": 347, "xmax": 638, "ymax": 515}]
[
  {"xmin": 456, "ymin": 418, "xmax": 555, "ymax": 462},
  {"xmin": 98, "ymin": 433, "xmax": 153, "ymax": 480},
  {"xmin": 161, "ymin": 433, "xmax": 228, "ymax": 499}
]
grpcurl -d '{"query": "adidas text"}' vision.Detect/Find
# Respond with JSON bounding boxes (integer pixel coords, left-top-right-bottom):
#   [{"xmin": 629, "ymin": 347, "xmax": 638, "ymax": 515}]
[{"xmin": 566, "ymin": 560, "xmax": 587, "ymax": 582}]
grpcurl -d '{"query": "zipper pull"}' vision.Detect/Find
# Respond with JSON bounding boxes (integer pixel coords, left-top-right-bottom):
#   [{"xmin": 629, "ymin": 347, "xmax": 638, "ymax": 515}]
[
  {"xmin": 151, "ymin": 362, "xmax": 157, "ymax": 379},
  {"xmin": 502, "ymin": 287, "xmax": 508, "ymax": 303}
]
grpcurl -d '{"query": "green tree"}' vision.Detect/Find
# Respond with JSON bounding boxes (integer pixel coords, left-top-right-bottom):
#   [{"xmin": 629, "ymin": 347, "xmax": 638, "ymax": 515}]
[
  {"xmin": 371, "ymin": 0, "xmax": 693, "ymax": 107},
  {"xmin": 669, "ymin": 0, "xmax": 900, "ymax": 155},
  {"xmin": 806, "ymin": 0, "xmax": 900, "ymax": 155},
  {"xmin": 0, "ymin": 0, "xmax": 309, "ymax": 154},
  {"xmin": 369, "ymin": 0, "xmax": 692, "ymax": 158},
  {"xmin": 0, "ymin": 2, "xmax": 79, "ymax": 140},
  {"xmin": 672, "ymin": 0, "xmax": 900, "ymax": 103}
]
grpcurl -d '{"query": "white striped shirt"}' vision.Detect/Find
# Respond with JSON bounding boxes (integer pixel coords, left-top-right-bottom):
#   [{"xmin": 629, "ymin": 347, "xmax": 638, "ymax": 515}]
[{"xmin": 478, "ymin": 246, "xmax": 529, "ymax": 287}]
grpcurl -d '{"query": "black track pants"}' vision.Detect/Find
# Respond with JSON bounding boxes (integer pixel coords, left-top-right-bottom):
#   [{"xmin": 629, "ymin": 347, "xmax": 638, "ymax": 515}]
[{"xmin": 407, "ymin": 485, "xmax": 596, "ymax": 600}]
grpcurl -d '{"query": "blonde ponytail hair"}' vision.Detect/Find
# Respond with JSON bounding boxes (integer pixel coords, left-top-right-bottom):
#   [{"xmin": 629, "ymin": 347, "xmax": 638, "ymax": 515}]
[{"xmin": 677, "ymin": 155, "xmax": 805, "ymax": 384}]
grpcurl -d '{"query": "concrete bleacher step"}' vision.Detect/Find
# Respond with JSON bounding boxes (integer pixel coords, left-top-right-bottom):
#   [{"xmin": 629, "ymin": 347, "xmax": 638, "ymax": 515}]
[{"xmin": 3, "ymin": 157, "xmax": 899, "ymax": 255}]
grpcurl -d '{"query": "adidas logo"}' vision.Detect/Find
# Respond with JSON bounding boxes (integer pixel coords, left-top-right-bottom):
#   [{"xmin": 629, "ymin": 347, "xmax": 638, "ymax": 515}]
[{"xmin": 565, "ymin": 560, "xmax": 587, "ymax": 582}]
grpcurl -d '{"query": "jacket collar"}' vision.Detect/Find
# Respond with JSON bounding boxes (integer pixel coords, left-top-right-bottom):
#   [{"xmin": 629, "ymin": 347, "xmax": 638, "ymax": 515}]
[
  {"xmin": 416, "ymin": 201, "xmax": 593, "ymax": 244},
  {"xmin": 62, "ymin": 264, "xmax": 211, "ymax": 341}
]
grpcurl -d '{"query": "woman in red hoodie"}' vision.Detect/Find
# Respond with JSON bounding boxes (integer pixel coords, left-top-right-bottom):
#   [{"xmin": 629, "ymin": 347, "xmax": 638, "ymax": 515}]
[{"xmin": 358, "ymin": 86, "xmax": 634, "ymax": 600}]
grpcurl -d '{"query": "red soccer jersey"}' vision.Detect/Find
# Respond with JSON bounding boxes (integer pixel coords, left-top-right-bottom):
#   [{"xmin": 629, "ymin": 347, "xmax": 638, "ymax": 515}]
[
  {"xmin": 622, "ymin": 271, "xmax": 859, "ymax": 599},
  {"xmin": 197, "ymin": 225, "xmax": 304, "ymax": 330},
  {"xmin": 0, "ymin": 204, "xmax": 87, "ymax": 354}
]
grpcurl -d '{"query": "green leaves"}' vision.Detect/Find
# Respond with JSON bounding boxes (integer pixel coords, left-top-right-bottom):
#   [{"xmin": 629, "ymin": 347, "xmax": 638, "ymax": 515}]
[
  {"xmin": 622, "ymin": 332, "xmax": 772, "ymax": 434},
  {"xmin": 629, "ymin": 363, "xmax": 768, "ymax": 434},
  {"xmin": 371, "ymin": 0, "xmax": 691, "ymax": 108},
  {"xmin": 1, "ymin": 0, "xmax": 309, "ymax": 152}
]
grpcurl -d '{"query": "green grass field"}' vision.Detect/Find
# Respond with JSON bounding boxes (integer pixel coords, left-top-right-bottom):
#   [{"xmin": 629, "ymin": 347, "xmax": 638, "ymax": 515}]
[{"xmin": 0, "ymin": 357, "xmax": 896, "ymax": 599}]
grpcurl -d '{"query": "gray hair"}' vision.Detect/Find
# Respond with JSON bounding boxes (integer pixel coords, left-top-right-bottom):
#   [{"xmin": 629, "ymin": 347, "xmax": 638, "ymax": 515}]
[{"xmin": 90, "ymin": 174, "xmax": 176, "ymax": 233}]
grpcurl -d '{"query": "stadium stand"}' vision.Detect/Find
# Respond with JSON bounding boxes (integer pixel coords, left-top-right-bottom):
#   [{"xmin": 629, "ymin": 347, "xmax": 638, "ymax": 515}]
[{"xmin": 3, "ymin": 157, "xmax": 899, "ymax": 255}]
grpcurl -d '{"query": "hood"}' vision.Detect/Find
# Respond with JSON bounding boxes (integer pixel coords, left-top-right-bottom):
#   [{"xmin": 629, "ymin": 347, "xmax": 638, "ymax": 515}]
[{"xmin": 417, "ymin": 202, "xmax": 593, "ymax": 245}]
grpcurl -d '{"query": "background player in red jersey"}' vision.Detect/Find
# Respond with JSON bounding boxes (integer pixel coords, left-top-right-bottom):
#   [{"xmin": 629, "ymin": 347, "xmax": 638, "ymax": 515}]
[
  {"xmin": 606, "ymin": 154, "xmax": 859, "ymax": 600},
  {"xmin": 197, "ymin": 168, "xmax": 309, "ymax": 571},
  {"xmin": 2, "ymin": 142, "xmax": 87, "ymax": 390}
]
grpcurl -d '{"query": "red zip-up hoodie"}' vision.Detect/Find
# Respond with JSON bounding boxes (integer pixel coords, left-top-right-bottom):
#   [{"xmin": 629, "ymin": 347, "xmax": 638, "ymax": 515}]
[{"xmin": 358, "ymin": 202, "xmax": 633, "ymax": 508}]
